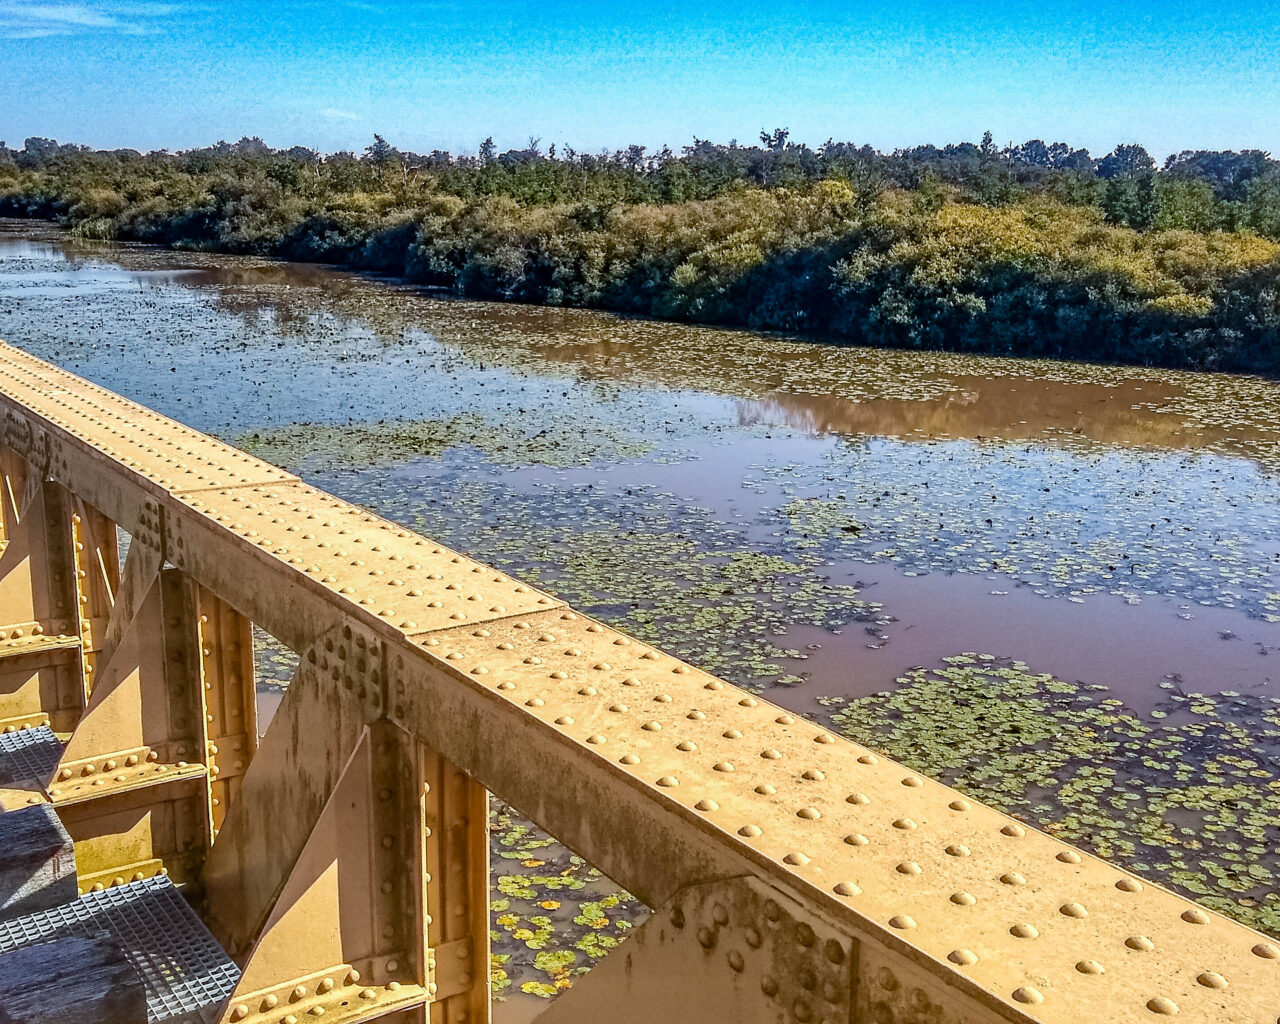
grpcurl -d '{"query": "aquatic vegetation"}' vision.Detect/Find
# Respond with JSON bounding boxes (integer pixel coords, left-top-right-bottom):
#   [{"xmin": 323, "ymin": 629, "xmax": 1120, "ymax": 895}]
[
  {"xmin": 252, "ymin": 626, "xmax": 298, "ymax": 690},
  {"xmin": 826, "ymin": 654, "xmax": 1280, "ymax": 936},
  {"xmin": 489, "ymin": 806, "xmax": 640, "ymax": 998},
  {"xmin": 238, "ymin": 413, "xmax": 653, "ymax": 471},
  {"xmin": 769, "ymin": 440, "xmax": 1280, "ymax": 618}
]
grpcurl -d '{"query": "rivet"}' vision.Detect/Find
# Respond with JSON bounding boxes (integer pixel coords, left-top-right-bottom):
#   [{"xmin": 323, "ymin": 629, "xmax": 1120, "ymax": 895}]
[
  {"xmin": 945, "ymin": 844, "xmax": 970, "ymax": 857},
  {"xmin": 950, "ymin": 891, "xmax": 976, "ymax": 906},
  {"xmin": 901, "ymin": 776, "xmax": 923, "ymax": 787},
  {"xmin": 784, "ymin": 852, "xmax": 811, "ymax": 866},
  {"xmin": 1146, "ymin": 997, "xmax": 1179, "ymax": 1015},
  {"xmin": 1000, "ymin": 872, "xmax": 1026, "ymax": 886},
  {"xmin": 1060, "ymin": 902, "xmax": 1088, "ymax": 918},
  {"xmin": 892, "ymin": 817, "xmax": 917, "ymax": 830},
  {"xmin": 1126, "ymin": 936, "xmax": 1156, "ymax": 951},
  {"xmin": 948, "ymin": 798, "xmax": 971, "ymax": 811},
  {"xmin": 843, "ymin": 833, "xmax": 869, "ymax": 846},
  {"xmin": 760, "ymin": 748, "xmax": 782, "ymax": 759},
  {"xmin": 846, "ymin": 793, "xmax": 870, "ymax": 805},
  {"xmin": 1197, "ymin": 972, "xmax": 1227, "ymax": 990},
  {"xmin": 1013, "ymin": 987, "xmax": 1044, "ymax": 1005},
  {"xmin": 1010, "ymin": 923, "xmax": 1038, "ymax": 939},
  {"xmin": 1116, "ymin": 877, "xmax": 1143, "ymax": 893},
  {"xmin": 1251, "ymin": 942, "xmax": 1280, "ymax": 959},
  {"xmin": 888, "ymin": 915, "xmax": 916, "ymax": 929},
  {"xmin": 833, "ymin": 882, "xmax": 861, "ymax": 897},
  {"xmin": 1056, "ymin": 850, "xmax": 1082, "ymax": 864},
  {"xmin": 948, "ymin": 949, "xmax": 977, "ymax": 965},
  {"xmin": 738, "ymin": 825, "xmax": 763, "ymax": 837},
  {"xmin": 1181, "ymin": 908, "xmax": 1210, "ymax": 925},
  {"xmin": 761, "ymin": 977, "xmax": 779, "ymax": 997},
  {"xmin": 620, "ymin": 754, "xmax": 640, "ymax": 765},
  {"xmin": 1000, "ymin": 823, "xmax": 1026, "ymax": 837},
  {"xmin": 695, "ymin": 799, "xmax": 718, "ymax": 811},
  {"xmin": 656, "ymin": 775, "xmax": 678, "ymax": 787},
  {"xmin": 727, "ymin": 950, "xmax": 744, "ymax": 972},
  {"xmin": 697, "ymin": 926, "xmax": 715, "ymax": 949},
  {"xmin": 797, "ymin": 807, "xmax": 821, "ymax": 820},
  {"xmin": 713, "ymin": 761, "xmax": 735, "ymax": 772}
]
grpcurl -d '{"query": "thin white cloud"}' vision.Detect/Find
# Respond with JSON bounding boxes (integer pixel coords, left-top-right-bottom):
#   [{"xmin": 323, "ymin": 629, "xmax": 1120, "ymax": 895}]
[
  {"xmin": 0, "ymin": 0, "xmax": 176, "ymax": 38},
  {"xmin": 321, "ymin": 108, "xmax": 360, "ymax": 122}
]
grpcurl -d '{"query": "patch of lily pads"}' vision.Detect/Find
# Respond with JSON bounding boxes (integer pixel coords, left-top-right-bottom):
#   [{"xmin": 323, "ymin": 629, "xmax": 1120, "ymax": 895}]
[
  {"xmin": 238, "ymin": 413, "xmax": 654, "ymax": 471},
  {"xmin": 766, "ymin": 439, "xmax": 1280, "ymax": 618},
  {"xmin": 488, "ymin": 805, "xmax": 642, "ymax": 999}
]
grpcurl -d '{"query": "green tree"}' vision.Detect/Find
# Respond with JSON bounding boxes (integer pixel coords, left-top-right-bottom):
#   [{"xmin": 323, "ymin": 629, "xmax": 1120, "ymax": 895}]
[{"xmin": 1153, "ymin": 175, "xmax": 1220, "ymax": 231}]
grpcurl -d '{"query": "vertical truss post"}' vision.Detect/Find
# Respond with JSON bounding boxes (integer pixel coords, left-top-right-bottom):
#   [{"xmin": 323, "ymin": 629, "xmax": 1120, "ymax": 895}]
[
  {"xmin": 67, "ymin": 496, "xmax": 119, "ymax": 706},
  {"xmin": 421, "ymin": 745, "xmax": 490, "ymax": 1024},
  {"xmin": 192, "ymin": 585, "xmax": 257, "ymax": 836},
  {"xmin": 0, "ymin": 449, "xmax": 85, "ymax": 736}
]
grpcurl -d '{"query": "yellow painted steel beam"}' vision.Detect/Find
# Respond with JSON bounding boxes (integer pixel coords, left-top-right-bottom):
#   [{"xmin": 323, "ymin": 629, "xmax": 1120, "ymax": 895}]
[{"xmin": 0, "ymin": 338, "xmax": 1277, "ymax": 1023}]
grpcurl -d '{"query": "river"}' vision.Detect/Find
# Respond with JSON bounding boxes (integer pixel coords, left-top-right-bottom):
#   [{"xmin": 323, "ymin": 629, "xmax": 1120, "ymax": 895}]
[{"xmin": 2, "ymin": 220, "xmax": 1278, "ymax": 1016}]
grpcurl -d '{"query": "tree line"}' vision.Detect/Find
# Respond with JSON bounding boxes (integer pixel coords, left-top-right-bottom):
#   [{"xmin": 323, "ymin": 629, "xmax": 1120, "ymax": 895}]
[{"xmin": 3, "ymin": 132, "xmax": 1280, "ymax": 376}]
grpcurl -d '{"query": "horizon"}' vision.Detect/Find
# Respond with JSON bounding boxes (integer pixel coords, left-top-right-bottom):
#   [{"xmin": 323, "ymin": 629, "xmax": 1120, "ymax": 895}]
[{"xmin": 2, "ymin": 0, "xmax": 1277, "ymax": 162}]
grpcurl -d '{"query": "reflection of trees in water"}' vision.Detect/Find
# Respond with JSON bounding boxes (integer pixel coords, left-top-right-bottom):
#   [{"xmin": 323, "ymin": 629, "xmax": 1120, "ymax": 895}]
[{"xmin": 736, "ymin": 376, "xmax": 1243, "ymax": 453}]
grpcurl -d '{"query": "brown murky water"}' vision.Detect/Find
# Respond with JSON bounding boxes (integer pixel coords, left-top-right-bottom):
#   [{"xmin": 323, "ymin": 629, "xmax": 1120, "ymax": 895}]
[{"xmin": 4, "ymin": 220, "xmax": 1280, "ymax": 1014}]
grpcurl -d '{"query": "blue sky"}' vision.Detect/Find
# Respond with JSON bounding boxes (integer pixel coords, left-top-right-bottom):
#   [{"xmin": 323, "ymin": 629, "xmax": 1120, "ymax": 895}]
[{"xmin": 2, "ymin": 0, "xmax": 1277, "ymax": 159}]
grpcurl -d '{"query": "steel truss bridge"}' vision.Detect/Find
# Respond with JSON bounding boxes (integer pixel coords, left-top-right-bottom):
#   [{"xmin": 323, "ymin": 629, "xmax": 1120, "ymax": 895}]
[{"xmin": 0, "ymin": 338, "xmax": 1275, "ymax": 1024}]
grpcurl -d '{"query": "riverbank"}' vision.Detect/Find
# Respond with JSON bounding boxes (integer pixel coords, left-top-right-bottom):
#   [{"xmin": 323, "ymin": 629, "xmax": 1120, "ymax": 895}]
[{"xmin": 6, "ymin": 158, "xmax": 1280, "ymax": 377}]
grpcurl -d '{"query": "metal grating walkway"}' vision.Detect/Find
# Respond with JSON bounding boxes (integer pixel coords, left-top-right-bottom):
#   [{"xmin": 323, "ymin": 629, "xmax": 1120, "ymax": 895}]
[
  {"xmin": 0, "ymin": 725, "xmax": 62, "ymax": 786},
  {"xmin": 0, "ymin": 875, "xmax": 240, "ymax": 1023}
]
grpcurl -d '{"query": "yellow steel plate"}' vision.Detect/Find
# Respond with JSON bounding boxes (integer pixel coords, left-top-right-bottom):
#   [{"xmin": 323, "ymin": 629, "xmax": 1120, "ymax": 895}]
[
  {"xmin": 180, "ymin": 484, "xmax": 564, "ymax": 634},
  {"xmin": 413, "ymin": 608, "xmax": 1280, "ymax": 1024}
]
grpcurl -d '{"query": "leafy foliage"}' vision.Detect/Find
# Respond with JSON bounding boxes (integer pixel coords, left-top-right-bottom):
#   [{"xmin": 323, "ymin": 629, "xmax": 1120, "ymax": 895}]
[{"xmin": 5, "ymin": 133, "xmax": 1280, "ymax": 373}]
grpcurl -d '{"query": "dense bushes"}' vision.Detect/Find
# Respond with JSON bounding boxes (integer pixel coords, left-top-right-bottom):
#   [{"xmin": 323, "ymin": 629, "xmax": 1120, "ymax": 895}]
[{"xmin": 3, "ymin": 137, "xmax": 1280, "ymax": 375}]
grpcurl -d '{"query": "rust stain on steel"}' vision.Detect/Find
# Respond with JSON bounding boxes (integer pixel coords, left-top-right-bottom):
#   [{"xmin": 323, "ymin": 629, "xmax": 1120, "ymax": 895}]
[{"xmin": 0, "ymin": 337, "xmax": 1277, "ymax": 1023}]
